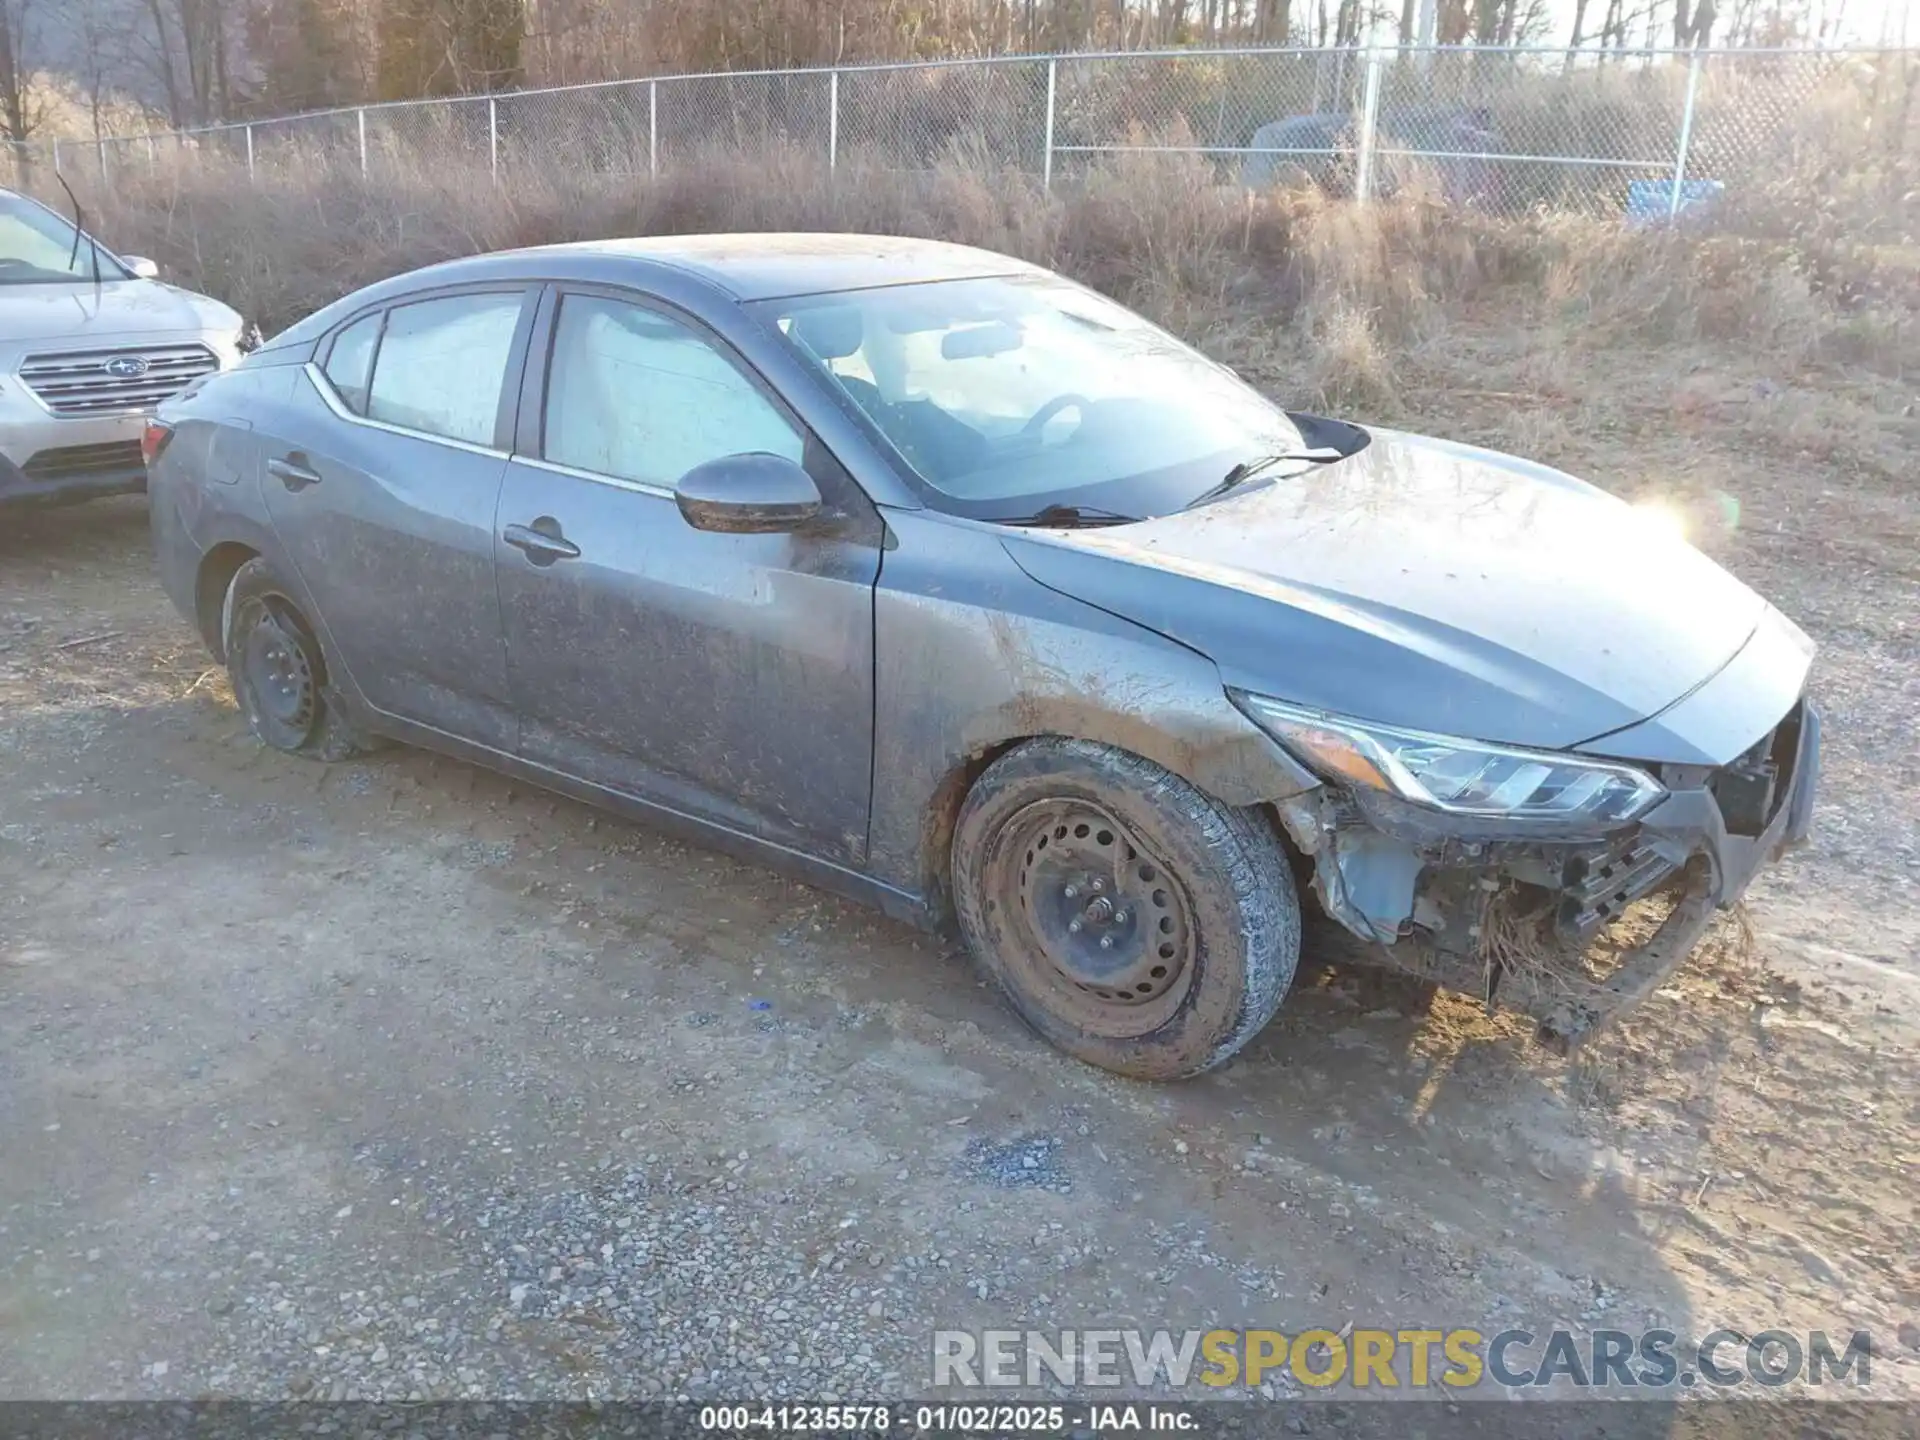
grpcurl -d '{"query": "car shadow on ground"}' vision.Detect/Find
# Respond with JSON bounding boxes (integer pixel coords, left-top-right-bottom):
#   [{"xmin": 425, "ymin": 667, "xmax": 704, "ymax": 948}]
[{"xmin": 1, "ymin": 494, "xmax": 153, "ymax": 556}]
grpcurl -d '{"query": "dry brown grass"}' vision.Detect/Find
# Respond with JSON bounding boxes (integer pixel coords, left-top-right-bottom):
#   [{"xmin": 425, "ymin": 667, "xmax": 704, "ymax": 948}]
[{"xmin": 42, "ymin": 139, "xmax": 1916, "ymax": 458}]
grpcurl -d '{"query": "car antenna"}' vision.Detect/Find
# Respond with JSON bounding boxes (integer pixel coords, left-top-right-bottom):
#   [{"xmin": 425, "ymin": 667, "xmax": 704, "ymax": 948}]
[{"xmin": 53, "ymin": 170, "xmax": 104, "ymax": 304}]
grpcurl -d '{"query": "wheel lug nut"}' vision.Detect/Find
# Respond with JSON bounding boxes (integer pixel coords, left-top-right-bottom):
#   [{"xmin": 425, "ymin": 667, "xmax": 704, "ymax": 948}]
[
  {"xmin": 1063, "ymin": 884, "xmax": 1078, "ymax": 899},
  {"xmin": 1099, "ymin": 936, "xmax": 1114, "ymax": 950},
  {"xmin": 1068, "ymin": 919, "xmax": 1083, "ymax": 933},
  {"xmin": 1091, "ymin": 878, "xmax": 1105, "ymax": 892},
  {"xmin": 1113, "ymin": 910, "xmax": 1128, "ymax": 924}
]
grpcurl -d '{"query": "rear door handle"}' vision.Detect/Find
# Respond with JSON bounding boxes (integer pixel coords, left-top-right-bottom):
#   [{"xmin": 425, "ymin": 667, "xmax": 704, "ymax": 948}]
[
  {"xmin": 267, "ymin": 454, "xmax": 321, "ymax": 491},
  {"xmin": 503, "ymin": 520, "xmax": 581, "ymax": 565}
]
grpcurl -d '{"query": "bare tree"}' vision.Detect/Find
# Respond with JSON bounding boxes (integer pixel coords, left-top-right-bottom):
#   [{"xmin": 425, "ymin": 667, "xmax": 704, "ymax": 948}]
[
  {"xmin": 1673, "ymin": 0, "xmax": 1718, "ymax": 46},
  {"xmin": 1720, "ymin": 0, "xmax": 1762, "ymax": 43},
  {"xmin": 249, "ymin": 0, "xmax": 367, "ymax": 112},
  {"xmin": 1598, "ymin": 0, "xmax": 1625, "ymax": 47},
  {"xmin": 63, "ymin": 0, "xmax": 137, "ymax": 139},
  {"xmin": 0, "ymin": 0, "xmax": 35, "ymax": 145},
  {"xmin": 1467, "ymin": 0, "xmax": 1529, "ymax": 43},
  {"xmin": 136, "ymin": 0, "xmax": 244, "ymax": 124},
  {"xmin": 1568, "ymin": 0, "xmax": 1593, "ymax": 50}
]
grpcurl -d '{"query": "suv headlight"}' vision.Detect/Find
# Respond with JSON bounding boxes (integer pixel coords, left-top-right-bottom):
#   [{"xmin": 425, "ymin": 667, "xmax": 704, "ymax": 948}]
[{"xmin": 1232, "ymin": 693, "xmax": 1665, "ymax": 824}]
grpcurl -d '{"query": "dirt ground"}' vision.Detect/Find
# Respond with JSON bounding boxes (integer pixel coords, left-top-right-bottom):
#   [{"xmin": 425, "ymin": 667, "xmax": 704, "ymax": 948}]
[{"xmin": 1, "ymin": 329, "xmax": 1916, "ymax": 1417}]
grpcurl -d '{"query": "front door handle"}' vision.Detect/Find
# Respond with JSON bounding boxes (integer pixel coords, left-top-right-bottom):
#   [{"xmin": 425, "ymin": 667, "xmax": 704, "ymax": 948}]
[
  {"xmin": 267, "ymin": 454, "xmax": 321, "ymax": 491},
  {"xmin": 503, "ymin": 519, "xmax": 581, "ymax": 565}
]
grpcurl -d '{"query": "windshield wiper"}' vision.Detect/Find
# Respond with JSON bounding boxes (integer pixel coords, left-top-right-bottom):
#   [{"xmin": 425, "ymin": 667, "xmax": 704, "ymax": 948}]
[
  {"xmin": 1186, "ymin": 447, "xmax": 1343, "ymax": 510},
  {"xmin": 53, "ymin": 171, "xmax": 105, "ymax": 299},
  {"xmin": 983, "ymin": 503, "xmax": 1141, "ymax": 529}
]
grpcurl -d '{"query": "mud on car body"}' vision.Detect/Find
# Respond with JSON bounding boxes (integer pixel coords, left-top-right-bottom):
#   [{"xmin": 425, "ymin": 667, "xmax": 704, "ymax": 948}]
[{"xmin": 145, "ymin": 234, "xmax": 1819, "ymax": 1079}]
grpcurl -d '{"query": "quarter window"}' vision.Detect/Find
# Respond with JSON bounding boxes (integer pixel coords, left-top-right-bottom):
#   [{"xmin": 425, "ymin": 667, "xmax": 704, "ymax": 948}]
[
  {"xmin": 365, "ymin": 292, "xmax": 524, "ymax": 447},
  {"xmin": 323, "ymin": 312, "xmax": 381, "ymax": 414},
  {"xmin": 542, "ymin": 294, "xmax": 803, "ymax": 489}
]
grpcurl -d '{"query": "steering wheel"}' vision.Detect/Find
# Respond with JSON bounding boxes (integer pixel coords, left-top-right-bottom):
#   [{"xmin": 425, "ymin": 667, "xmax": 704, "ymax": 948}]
[{"xmin": 1020, "ymin": 393, "xmax": 1090, "ymax": 442}]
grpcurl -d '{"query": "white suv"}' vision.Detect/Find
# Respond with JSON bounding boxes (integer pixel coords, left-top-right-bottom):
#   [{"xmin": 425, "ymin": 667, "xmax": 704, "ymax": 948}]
[{"xmin": 2, "ymin": 185, "xmax": 250, "ymax": 510}]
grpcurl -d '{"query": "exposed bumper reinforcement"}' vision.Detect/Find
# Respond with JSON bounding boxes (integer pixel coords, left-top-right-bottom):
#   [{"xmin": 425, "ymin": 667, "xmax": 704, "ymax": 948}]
[
  {"xmin": 1274, "ymin": 697, "xmax": 1821, "ymax": 1047},
  {"xmin": 1533, "ymin": 856, "xmax": 1716, "ymax": 1052}
]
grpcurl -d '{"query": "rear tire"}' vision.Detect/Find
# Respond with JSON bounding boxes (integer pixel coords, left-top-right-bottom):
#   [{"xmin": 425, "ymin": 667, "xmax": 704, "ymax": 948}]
[
  {"xmin": 223, "ymin": 557, "xmax": 374, "ymax": 762},
  {"xmin": 951, "ymin": 738, "xmax": 1300, "ymax": 1080}
]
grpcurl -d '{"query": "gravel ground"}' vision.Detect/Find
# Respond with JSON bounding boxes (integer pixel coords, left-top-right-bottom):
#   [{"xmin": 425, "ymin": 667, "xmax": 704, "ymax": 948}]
[{"xmin": 1, "ymin": 492, "xmax": 1915, "ymax": 1418}]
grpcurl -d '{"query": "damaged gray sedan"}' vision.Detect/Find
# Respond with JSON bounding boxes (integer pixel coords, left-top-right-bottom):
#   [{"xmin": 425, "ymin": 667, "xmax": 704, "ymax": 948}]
[{"xmin": 147, "ymin": 235, "xmax": 1819, "ymax": 1079}]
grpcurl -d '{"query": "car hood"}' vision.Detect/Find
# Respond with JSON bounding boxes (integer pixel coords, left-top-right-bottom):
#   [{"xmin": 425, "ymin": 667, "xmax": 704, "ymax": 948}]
[
  {"xmin": 0, "ymin": 279, "xmax": 240, "ymax": 350},
  {"xmin": 1003, "ymin": 429, "xmax": 1771, "ymax": 754}
]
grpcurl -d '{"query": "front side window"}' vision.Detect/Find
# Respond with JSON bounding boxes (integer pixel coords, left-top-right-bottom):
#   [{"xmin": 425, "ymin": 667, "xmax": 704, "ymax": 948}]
[
  {"xmin": 0, "ymin": 193, "xmax": 130, "ymax": 285},
  {"xmin": 764, "ymin": 274, "xmax": 1303, "ymax": 520},
  {"xmin": 365, "ymin": 292, "xmax": 524, "ymax": 446},
  {"xmin": 323, "ymin": 312, "xmax": 382, "ymax": 414},
  {"xmin": 542, "ymin": 294, "xmax": 804, "ymax": 489}
]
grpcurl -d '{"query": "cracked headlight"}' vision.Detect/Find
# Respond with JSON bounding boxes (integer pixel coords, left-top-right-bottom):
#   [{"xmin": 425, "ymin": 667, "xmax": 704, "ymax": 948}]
[{"xmin": 1232, "ymin": 693, "xmax": 1665, "ymax": 824}]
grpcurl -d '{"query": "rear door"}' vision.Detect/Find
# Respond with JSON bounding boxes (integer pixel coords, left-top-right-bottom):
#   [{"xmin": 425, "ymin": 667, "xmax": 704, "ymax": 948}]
[
  {"xmin": 493, "ymin": 285, "xmax": 882, "ymax": 861},
  {"xmin": 261, "ymin": 286, "xmax": 535, "ymax": 752}
]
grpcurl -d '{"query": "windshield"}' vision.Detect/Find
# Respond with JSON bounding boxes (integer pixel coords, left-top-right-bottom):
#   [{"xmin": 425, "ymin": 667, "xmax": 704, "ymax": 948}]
[
  {"xmin": 762, "ymin": 274, "xmax": 1303, "ymax": 520},
  {"xmin": 0, "ymin": 192, "xmax": 128, "ymax": 284}
]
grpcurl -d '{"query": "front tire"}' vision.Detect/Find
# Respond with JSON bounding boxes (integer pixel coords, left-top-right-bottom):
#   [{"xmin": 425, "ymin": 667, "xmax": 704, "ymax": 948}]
[
  {"xmin": 223, "ymin": 557, "xmax": 372, "ymax": 762},
  {"xmin": 951, "ymin": 738, "xmax": 1300, "ymax": 1080}
]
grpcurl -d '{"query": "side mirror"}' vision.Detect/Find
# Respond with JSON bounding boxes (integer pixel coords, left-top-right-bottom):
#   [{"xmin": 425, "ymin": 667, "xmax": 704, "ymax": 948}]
[
  {"xmin": 123, "ymin": 255, "xmax": 161, "ymax": 279},
  {"xmin": 675, "ymin": 452, "xmax": 822, "ymax": 535}
]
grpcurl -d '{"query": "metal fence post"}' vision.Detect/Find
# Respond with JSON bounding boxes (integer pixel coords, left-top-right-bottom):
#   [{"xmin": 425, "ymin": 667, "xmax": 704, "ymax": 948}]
[
  {"xmin": 1354, "ymin": 49, "xmax": 1384, "ymax": 203},
  {"xmin": 98, "ymin": 139, "xmax": 109, "ymax": 185},
  {"xmin": 648, "ymin": 80, "xmax": 658, "ymax": 178},
  {"xmin": 1669, "ymin": 49, "xmax": 1704, "ymax": 221},
  {"xmin": 245, "ymin": 123, "xmax": 255, "ymax": 178},
  {"xmin": 357, "ymin": 108, "xmax": 369, "ymax": 176},
  {"xmin": 828, "ymin": 70, "xmax": 839, "ymax": 173},
  {"xmin": 146, "ymin": 135, "xmax": 156, "ymax": 173},
  {"xmin": 489, "ymin": 96, "xmax": 500, "ymax": 184},
  {"xmin": 51, "ymin": 138, "xmax": 61, "ymax": 175},
  {"xmin": 1042, "ymin": 57, "xmax": 1057, "ymax": 193}
]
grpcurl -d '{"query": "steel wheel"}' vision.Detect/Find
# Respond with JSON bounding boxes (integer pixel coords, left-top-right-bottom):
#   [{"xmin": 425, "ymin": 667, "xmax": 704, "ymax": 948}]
[
  {"xmin": 988, "ymin": 797, "xmax": 1200, "ymax": 1038},
  {"xmin": 234, "ymin": 597, "xmax": 321, "ymax": 752},
  {"xmin": 220, "ymin": 557, "xmax": 379, "ymax": 762},
  {"xmin": 952, "ymin": 738, "xmax": 1301, "ymax": 1079}
]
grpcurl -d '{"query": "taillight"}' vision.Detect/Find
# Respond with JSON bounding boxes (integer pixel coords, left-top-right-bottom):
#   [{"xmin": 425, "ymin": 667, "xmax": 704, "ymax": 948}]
[{"xmin": 141, "ymin": 419, "xmax": 174, "ymax": 466}]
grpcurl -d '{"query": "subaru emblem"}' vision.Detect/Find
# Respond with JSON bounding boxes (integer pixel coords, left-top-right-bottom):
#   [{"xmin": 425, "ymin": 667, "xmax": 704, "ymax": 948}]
[{"xmin": 104, "ymin": 355, "xmax": 150, "ymax": 379}]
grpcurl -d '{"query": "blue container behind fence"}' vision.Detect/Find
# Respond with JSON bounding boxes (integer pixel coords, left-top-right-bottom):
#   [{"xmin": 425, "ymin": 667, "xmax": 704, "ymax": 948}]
[{"xmin": 1626, "ymin": 178, "xmax": 1724, "ymax": 226}]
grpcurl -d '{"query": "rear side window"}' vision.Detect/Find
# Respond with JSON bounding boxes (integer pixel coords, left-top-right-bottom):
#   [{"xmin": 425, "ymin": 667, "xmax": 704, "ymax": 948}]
[
  {"xmin": 542, "ymin": 294, "xmax": 803, "ymax": 489},
  {"xmin": 323, "ymin": 312, "xmax": 381, "ymax": 414},
  {"xmin": 365, "ymin": 292, "xmax": 523, "ymax": 447}
]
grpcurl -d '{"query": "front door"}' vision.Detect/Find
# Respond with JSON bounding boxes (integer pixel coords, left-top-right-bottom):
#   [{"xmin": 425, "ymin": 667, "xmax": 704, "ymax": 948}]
[
  {"xmin": 495, "ymin": 289, "xmax": 881, "ymax": 861},
  {"xmin": 260, "ymin": 287, "xmax": 533, "ymax": 751}
]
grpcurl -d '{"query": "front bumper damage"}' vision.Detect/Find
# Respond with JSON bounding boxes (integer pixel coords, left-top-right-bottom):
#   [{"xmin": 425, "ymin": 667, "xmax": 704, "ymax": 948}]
[{"xmin": 1274, "ymin": 698, "xmax": 1820, "ymax": 1050}]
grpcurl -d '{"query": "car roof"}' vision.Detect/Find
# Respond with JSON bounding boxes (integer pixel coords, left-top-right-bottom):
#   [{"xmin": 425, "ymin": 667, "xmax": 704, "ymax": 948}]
[
  {"xmin": 254, "ymin": 233, "xmax": 1045, "ymax": 356},
  {"xmin": 522, "ymin": 233, "xmax": 1039, "ymax": 301},
  {"xmin": 394, "ymin": 233, "xmax": 1037, "ymax": 305}
]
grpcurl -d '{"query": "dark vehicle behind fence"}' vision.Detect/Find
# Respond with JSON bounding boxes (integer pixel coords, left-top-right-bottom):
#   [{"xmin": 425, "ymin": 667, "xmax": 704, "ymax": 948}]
[
  {"xmin": 1242, "ymin": 105, "xmax": 1502, "ymax": 206},
  {"xmin": 147, "ymin": 234, "xmax": 1818, "ymax": 1080}
]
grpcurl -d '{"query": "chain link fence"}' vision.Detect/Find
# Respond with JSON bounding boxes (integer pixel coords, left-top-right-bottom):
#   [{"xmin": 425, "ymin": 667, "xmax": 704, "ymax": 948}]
[{"xmin": 10, "ymin": 45, "xmax": 1917, "ymax": 225}]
